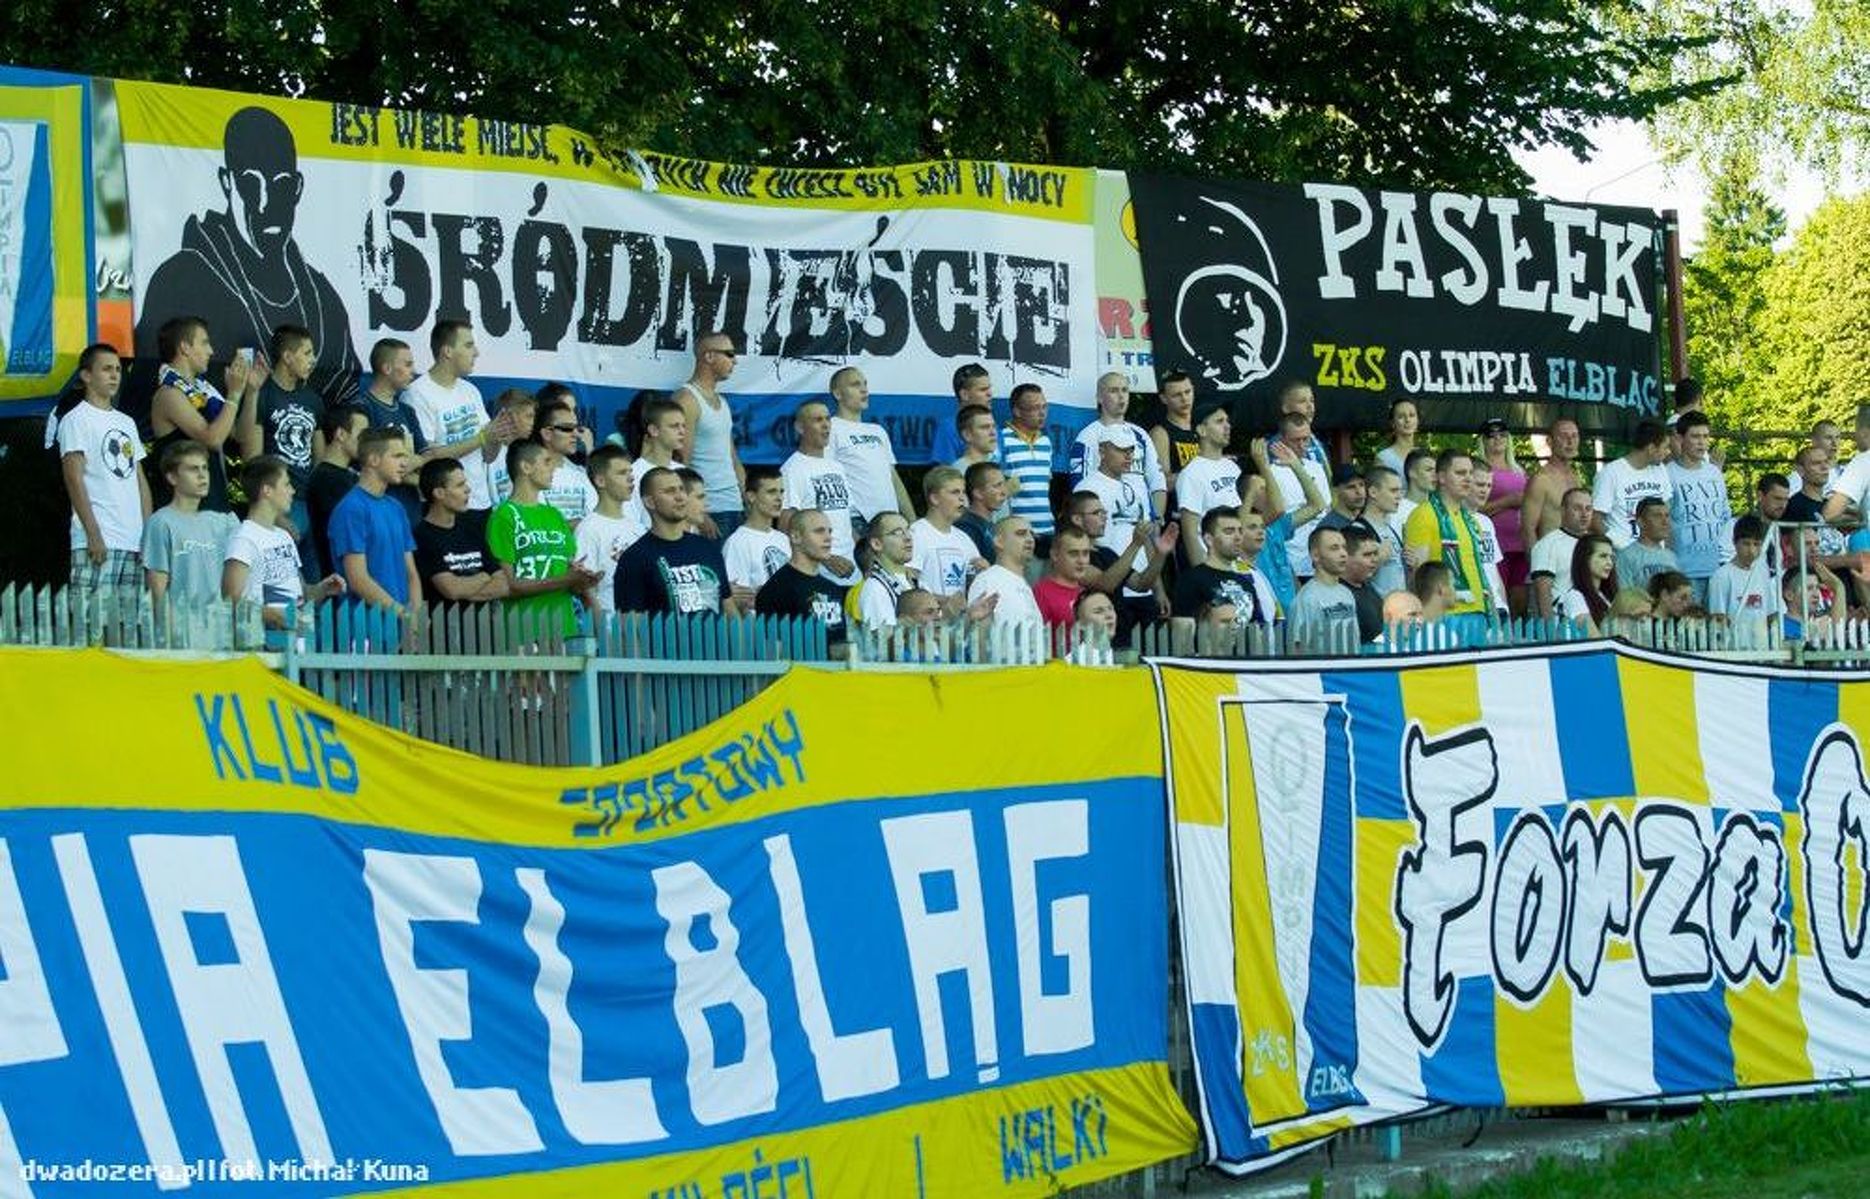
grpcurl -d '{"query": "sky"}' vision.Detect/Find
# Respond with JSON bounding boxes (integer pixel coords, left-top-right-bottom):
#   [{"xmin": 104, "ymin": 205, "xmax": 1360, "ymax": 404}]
[{"xmin": 1514, "ymin": 119, "xmax": 1832, "ymax": 252}]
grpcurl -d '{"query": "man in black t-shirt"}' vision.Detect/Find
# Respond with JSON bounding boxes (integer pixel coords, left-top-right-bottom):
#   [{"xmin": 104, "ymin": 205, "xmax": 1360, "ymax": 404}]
[
  {"xmin": 1315, "ymin": 463, "xmax": 1376, "ymax": 537},
  {"xmin": 755, "ymin": 508, "xmax": 850, "ymax": 646},
  {"xmin": 1342, "ymin": 525, "xmax": 1386, "ymax": 644},
  {"xmin": 413, "ymin": 459, "xmax": 507, "ymax": 603},
  {"xmin": 1786, "ymin": 444, "xmax": 1831, "ymax": 526},
  {"xmin": 240, "ymin": 324, "xmax": 328, "ymax": 493},
  {"xmin": 304, "ymin": 404, "xmax": 366, "ymax": 578},
  {"xmin": 240, "ymin": 324, "xmax": 329, "ymax": 575},
  {"xmin": 1148, "ymin": 368, "xmax": 1200, "ymax": 501},
  {"xmin": 1173, "ymin": 508, "xmax": 1268, "ymax": 624},
  {"xmin": 615, "ymin": 467, "xmax": 737, "ymax": 615}
]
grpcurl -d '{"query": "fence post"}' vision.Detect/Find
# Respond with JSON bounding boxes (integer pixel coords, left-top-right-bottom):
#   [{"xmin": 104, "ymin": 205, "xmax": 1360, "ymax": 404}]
[
  {"xmin": 567, "ymin": 629, "xmax": 603, "ymax": 767},
  {"xmin": 283, "ymin": 605, "xmax": 302, "ymax": 687}
]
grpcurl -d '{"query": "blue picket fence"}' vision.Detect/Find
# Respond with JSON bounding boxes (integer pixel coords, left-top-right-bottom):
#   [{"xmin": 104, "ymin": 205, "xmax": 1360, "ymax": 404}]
[{"xmin": 0, "ymin": 582, "xmax": 1838, "ymax": 768}]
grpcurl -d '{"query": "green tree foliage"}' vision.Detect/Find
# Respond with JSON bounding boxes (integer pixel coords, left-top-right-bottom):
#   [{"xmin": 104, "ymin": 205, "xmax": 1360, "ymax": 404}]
[
  {"xmin": 1684, "ymin": 156, "xmax": 1782, "ymax": 432},
  {"xmin": 1692, "ymin": 189, "xmax": 1870, "ymax": 486},
  {"xmin": 1620, "ymin": 0, "xmax": 1870, "ymax": 181},
  {"xmin": 0, "ymin": 0, "xmax": 1703, "ymax": 190},
  {"xmin": 1755, "ymin": 194, "xmax": 1870, "ymax": 431}
]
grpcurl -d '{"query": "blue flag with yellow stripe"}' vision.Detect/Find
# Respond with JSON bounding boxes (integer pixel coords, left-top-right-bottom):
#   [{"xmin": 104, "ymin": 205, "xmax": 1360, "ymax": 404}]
[{"xmin": 1158, "ymin": 642, "xmax": 1870, "ymax": 1174}]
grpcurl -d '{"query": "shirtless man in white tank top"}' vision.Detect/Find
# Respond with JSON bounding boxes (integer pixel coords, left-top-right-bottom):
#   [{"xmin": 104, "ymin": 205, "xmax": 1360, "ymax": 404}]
[{"xmin": 677, "ymin": 330, "xmax": 747, "ymax": 539}]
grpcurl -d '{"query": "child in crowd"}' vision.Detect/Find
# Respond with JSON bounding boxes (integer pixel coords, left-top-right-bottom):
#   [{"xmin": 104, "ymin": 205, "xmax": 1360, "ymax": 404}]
[
  {"xmin": 1708, "ymin": 516, "xmax": 1783, "ymax": 632},
  {"xmin": 723, "ymin": 468, "xmax": 792, "ymax": 610},
  {"xmin": 575, "ymin": 446, "xmax": 647, "ymax": 622},
  {"xmin": 222, "ymin": 455, "xmax": 345, "ymax": 633},
  {"xmin": 1647, "ymin": 571, "xmax": 1699, "ymax": 620},
  {"xmin": 677, "ymin": 468, "xmax": 711, "ymax": 535},
  {"xmin": 143, "ymin": 442, "xmax": 238, "ymax": 609},
  {"xmin": 1780, "ymin": 569, "xmax": 1835, "ymax": 643}
]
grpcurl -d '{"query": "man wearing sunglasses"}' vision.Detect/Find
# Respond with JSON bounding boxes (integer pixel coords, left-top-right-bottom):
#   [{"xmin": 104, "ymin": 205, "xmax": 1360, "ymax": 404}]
[
  {"xmin": 533, "ymin": 388, "xmax": 599, "ymax": 525},
  {"xmin": 676, "ymin": 329, "xmax": 748, "ymax": 538}
]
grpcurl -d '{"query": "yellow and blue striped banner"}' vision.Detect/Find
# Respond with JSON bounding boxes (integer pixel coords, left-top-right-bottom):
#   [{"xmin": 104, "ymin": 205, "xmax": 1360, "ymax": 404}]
[
  {"xmin": 0, "ymin": 70, "xmax": 91, "ymax": 400},
  {"xmin": 1157, "ymin": 642, "xmax": 1870, "ymax": 1174},
  {"xmin": 0, "ymin": 648, "xmax": 1195, "ymax": 1194}
]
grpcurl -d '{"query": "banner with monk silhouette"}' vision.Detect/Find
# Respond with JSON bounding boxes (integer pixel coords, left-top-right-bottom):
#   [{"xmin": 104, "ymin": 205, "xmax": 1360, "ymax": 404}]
[{"xmin": 112, "ymin": 79, "xmax": 1105, "ymax": 463}]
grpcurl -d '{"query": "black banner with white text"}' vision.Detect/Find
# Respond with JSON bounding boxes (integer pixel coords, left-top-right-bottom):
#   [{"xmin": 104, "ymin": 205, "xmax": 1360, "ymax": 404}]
[{"xmin": 1128, "ymin": 176, "xmax": 1665, "ymax": 435}]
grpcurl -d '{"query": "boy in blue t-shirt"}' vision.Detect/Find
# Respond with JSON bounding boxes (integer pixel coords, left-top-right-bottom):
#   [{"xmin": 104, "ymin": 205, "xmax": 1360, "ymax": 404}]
[{"xmin": 327, "ymin": 427, "xmax": 419, "ymax": 614}]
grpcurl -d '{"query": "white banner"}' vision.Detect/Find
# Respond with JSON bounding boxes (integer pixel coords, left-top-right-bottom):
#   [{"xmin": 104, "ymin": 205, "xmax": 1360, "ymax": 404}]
[{"xmin": 118, "ymin": 82, "xmax": 1105, "ymax": 461}]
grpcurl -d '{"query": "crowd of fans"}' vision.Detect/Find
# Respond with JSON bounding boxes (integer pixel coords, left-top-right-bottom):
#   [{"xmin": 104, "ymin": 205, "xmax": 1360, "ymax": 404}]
[{"xmin": 49, "ymin": 315, "xmax": 1870, "ymax": 657}]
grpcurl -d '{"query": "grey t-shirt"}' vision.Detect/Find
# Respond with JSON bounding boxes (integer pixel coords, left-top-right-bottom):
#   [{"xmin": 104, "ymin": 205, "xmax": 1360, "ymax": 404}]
[
  {"xmin": 142, "ymin": 506, "xmax": 239, "ymax": 606},
  {"xmin": 1289, "ymin": 579, "xmax": 1359, "ymax": 652},
  {"xmin": 1615, "ymin": 540, "xmax": 1680, "ymax": 592}
]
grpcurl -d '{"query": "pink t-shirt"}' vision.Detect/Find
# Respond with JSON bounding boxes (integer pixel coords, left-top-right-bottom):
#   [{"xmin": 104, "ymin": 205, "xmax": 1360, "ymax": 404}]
[
  {"xmin": 1034, "ymin": 576, "xmax": 1083, "ymax": 627},
  {"xmin": 1490, "ymin": 466, "xmax": 1528, "ymax": 554}
]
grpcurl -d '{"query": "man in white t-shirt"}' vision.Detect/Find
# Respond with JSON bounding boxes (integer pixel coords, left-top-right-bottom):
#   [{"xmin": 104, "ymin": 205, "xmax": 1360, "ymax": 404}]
[
  {"xmin": 853, "ymin": 511, "xmax": 919, "ymax": 629},
  {"xmin": 625, "ymin": 395, "xmax": 688, "ymax": 522},
  {"xmin": 967, "ymin": 516, "xmax": 1040, "ymax": 627},
  {"xmin": 1529, "ymin": 487, "xmax": 1594, "ymax": 619},
  {"xmin": 1078, "ymin": 426, "xmax": 1166, "ymax": 617},
  {"xmin": 479, "ymin": 389, "xmax": 538, "ymax": 506},
  {"xmin": 1592, "ymin": 420, "xmax": 1672, "ymax": 548},
  {"xmin": 573, "ymin": 446, "xmax": 646, "ymax": 619},
  {"xmin": 828, "ymin": 365, "xmax": 913, "ymax": 532},
  {"xmin": 1068, "ymin": 372, "xmax": 1167, "ymax": 517},
  {"xmin": 1822, "ymin": 403, "xmax": 1870, "ymax": 529},
  {"xmin": 1667, "ymin": 411, "xmax": 1733, "ymax": 603},
  {"xmin": 57, "ymin": 344, "xmax": 150, "ymax": 591},
  {"xmin": 534, "ymin": 390, "xmax": 600, "ymax": 524},
  {"xmin": 911, "ymin": 466, "xmax": 988, "ymax": 604},
  {"xmin": 722, "ymin": 468, "xmax": 792, "ymax": 609},
  {"xmin": 1465, "ymin": 471, "xmax": 1510, "ymax": 619},
  {"xmin": 405, "ymin": 320, "xmax": 509, "ymax": 510},
  {"xmin": 1263, "ymin": 411, "xmax": 1332, "ymax": 580},
  {"xmin": 1174, "ymin": 399, "xmax": 1243, "ymax": 565},
  {"xmin": 779, "ymin": 398, "xmax": 859, "ymax": 583}
]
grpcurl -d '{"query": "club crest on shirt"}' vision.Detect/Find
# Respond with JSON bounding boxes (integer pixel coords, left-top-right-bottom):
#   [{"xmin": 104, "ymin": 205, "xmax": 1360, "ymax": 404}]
[{"xmin": 812, "ymin": 474, "xmax": 850, "ymax": 511}]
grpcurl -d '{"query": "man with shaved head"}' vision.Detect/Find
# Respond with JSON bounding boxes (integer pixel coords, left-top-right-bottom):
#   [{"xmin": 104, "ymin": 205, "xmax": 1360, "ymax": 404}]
[
  {"xmin": 136, "ymin": 106, "xmax": 360, "ymax": 401},
  {"xmin": 1069, "ymin": 371, "xmax": 1167, "ymax": 519}
]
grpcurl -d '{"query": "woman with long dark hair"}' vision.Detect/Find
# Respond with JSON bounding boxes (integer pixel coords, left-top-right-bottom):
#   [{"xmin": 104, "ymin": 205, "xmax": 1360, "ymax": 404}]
[
  {"xmin": 1376, "ymin": 398, "xmax": 1419, "ymax": 478},
  {"xmin": 1557, "ymin": 534, "xmax": 1617, "ymax": 635}
]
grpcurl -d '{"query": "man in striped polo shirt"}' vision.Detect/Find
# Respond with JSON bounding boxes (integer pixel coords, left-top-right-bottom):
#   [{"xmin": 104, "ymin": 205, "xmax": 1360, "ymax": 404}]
[{"xmin": 996, "ymin": 382, "xmax": 1059, "ymax": 558}]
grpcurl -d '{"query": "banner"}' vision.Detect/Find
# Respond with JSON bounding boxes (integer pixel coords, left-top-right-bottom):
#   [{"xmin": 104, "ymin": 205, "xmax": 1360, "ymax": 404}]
[
  {"xmin": 1157, "ymin": 643, "xmax": 1870, "ymax": 1174},
  {"xmin": 0, "ymin": 649, "xmax": 1194, "ymax": 1194},
  {"xmin": 1129, "ymin": 176, "xmax": 1664, "ymax": 436},
  {"xmin": 0, "ymin": 70, "xmax": 91, "ymax": 401},
  {"xmin": 1092, "ymin": 170, "xmax": 1155, "ymax": 391},
  {"xmin": 112, "ymin": 80, "xmax": 1105, "ymax": 463}
]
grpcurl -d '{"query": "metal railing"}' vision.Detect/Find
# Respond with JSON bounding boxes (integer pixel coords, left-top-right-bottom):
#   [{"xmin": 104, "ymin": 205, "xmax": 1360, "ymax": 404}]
[
  {"xmin": 3, "ymin": 583, "xmax": 1860, "ymax": 771},
  {"xmin": 1129, "ymin": 613, "xmax": 1800, "ymax": 661},
  {"xmin": 0, "ymin": 580, "xmax": 267, "ymax": 652}
]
